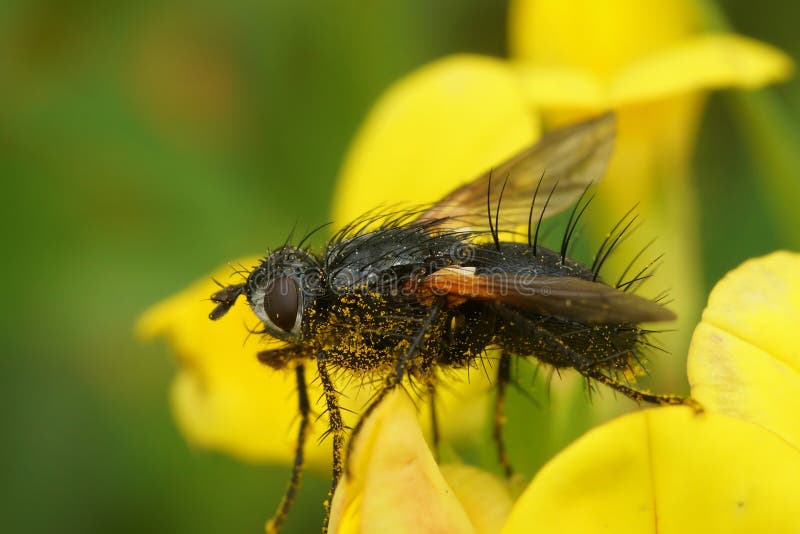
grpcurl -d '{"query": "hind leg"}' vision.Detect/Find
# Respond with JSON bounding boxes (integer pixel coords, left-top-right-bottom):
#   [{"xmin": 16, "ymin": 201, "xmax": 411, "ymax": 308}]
[
  {"xmin": 493, "ymin": 352, "xmax": 515, "ymax": 478},
  {"xmin": 494, "ymin": 306, "xmax": 701, "ymax": 411},
  {"xmin": 580, "ymin": 366, "xmax": 702, "ymax": 411}
]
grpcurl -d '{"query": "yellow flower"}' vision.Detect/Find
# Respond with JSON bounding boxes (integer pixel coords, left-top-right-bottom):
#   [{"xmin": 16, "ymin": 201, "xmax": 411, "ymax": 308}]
[
  {"xmin": 138, "ymin": 2, "xmax": 795, "ymax": 531},
  {"xmin": 331, "ymin": 252, "xmax": 800, "ymax": 533},
  {"xmin": 509, "ymin": 0, "xmax": 792, "ymax": 384},
  {"xmin": 335, "ymin": 0, "xmax": 792, "ymax": 393},
  {"xmin": 329, "ymin": 391, "xmax": 513, "ymax": 534}
]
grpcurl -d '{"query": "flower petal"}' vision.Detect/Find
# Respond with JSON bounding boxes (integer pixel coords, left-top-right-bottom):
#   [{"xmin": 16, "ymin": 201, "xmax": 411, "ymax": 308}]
[
  {"xmin": 688, "ymin": 251, "xmax": 800, "ymax": 449},
  {"xmin": 513, "ymin": 64, "xmax": 605, "ymax": 110},
  {"xmin": 440, "ymin": 464, "xmax": 514, "ymax": 534},
  {"xmin": 332, "ymin": 54, "xmax": 539, "ymax": 227},
  {"xmin": 509, "ymin": 0, "xmax": 700, "ymax": 79},
  {"xmin": 611, "ymin": 35, "xmax": 794, "ymax": 106},
  {"xmin": 136, "ymin": 259, "xmax": 334, "ymax": 464},
  {"xmin": 329, "ymin": 392, "xmax": 476, "ymax": 534},
  {"xmin": 501, "ymin": 407, "xmax": 800, "ymax": 533}
]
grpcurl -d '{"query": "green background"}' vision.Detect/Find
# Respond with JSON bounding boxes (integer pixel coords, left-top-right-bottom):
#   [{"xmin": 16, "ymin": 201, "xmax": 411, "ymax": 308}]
[{"xmin": 1, "ymin": 1, "xmax": 798, "ymax": 532}]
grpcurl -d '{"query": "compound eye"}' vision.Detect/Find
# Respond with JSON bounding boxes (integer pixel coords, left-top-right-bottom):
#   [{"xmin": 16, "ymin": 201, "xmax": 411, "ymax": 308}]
[{"xmin": 263, "ymin": 276, "xmax": 301, "ymax": 334}]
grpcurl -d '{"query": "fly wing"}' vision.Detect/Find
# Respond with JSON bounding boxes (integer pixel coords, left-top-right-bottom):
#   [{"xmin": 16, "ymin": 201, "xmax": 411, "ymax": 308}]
[
  {"xmin": 417, "ymin": 113, "xmax": 615, "ymax": 234},
  {"xmin": 421, "ymin": 267, "xmax": 674, "ymax": 324}
]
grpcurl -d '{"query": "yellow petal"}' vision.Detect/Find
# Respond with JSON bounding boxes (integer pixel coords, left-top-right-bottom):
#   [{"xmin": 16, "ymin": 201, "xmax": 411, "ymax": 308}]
[
  {"xmin": 332, "ymin": 54, "xmax": 539, "ymax": 227},
  {"xmin": 329, "ymin": 392, "xmax": 476, "ymax": 534},
  {"xmin": 513, "ymin": 64, "xmax": 606, "ymax": 110},
  {"xmin": 440, "ymin": 464, "xmax": 513, "ymax": 534},
  {"xmin": 137, "ymin": 259, "xmax": 331, "ymax": 464},
  {"xmin": 611, "ymin": 34, "xmax": 794, "ymax": 106},
  {"xmin": 509, "ymin": 0, "xmax": 700, "ymax": 80},
  {"xmin": 688, "ymin": 251, "xmax": 800, "ymax": 449},
  {"xmin": 501, "ymin": 407, "xmax": 800, "ymax": 533}
]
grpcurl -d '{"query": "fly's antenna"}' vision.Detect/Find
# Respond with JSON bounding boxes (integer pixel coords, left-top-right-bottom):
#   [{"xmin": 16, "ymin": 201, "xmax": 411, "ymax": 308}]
[
  {"xmin": 209, "ymin": 282, "xmax": 246, "ymax": 320},
  {"xmin": 560, "ymin": 183, "xmax": 594, "ymax": 262}
]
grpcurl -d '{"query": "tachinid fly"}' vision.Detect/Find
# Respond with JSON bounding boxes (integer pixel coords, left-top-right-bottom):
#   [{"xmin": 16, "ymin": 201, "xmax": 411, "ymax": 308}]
[{"xmin": 209, "ymin": 112, "xmax": 699, "ymax": 533}]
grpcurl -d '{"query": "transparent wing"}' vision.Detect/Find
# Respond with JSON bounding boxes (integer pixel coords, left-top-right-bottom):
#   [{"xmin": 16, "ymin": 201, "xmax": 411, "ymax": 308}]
[
  {"xmin": 417, "ymin": 113, "xmax": 615, "ymax": 234},
  {"xmin": 421, "ymin": 267, "xmax": 674, "ymax": 324}
]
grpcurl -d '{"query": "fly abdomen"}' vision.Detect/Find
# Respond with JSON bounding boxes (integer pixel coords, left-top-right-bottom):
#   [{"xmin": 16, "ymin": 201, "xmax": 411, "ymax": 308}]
[{"xmin": 495, "ymin": 307, "xmax": 640, "ymax": 370}]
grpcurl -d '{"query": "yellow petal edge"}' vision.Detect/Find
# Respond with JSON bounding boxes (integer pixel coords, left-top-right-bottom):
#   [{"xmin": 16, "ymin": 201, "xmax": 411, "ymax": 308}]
[
  {"xmin": 514, "ymin": 35, "xmax": 793, "ymax": 111},
  {"xmin": 610, "ymin": 34, "xmax": 793, "ymax": 106},
  {"xmin": 688, "ymin": 251, "xmax": 800, "ymax": 450}
]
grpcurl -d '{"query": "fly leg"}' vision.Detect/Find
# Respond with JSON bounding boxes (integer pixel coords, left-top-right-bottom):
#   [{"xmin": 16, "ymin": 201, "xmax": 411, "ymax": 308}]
[
  {"xmin": 428, "ymin": 380, "xmax": 440, "ymax": 461},
  {"xmin": 265, "ymin": 365, "xmax": 311, "ymax": 534},
  {"xmin": 493, "ymin": 351, "xmax": 515, "ymax": 478},
  {"xmin": 579, "ymin": 366, "xmax": 702, "ymax": 412},
  {"xmin": 346, "ymin": 299, "xmax": 446, "ymax": 475},
  {"xmin": 316, "ymin": 357, "xmax": 345, "ymax": 533},
  {"xmin": 494, "ymin": 306, "xmax": 701, "ymax": 412}
]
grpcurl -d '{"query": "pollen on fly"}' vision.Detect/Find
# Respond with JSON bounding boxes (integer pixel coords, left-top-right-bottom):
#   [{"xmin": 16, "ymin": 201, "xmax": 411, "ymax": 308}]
[{"xmin": 208, "ymin": 112, "xmax": 701, "ymax": 533}]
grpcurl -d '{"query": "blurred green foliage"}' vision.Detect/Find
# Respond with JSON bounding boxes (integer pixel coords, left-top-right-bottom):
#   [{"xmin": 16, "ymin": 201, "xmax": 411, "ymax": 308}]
[{"xmin": 1, "ymin": 1, "xmax": 797, "ymax": 532}]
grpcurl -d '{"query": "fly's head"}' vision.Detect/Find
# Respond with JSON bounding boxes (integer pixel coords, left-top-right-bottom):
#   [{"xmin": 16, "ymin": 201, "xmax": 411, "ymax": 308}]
[{"xmin": 209, "ymin": 246, "xmax": 324, "ymax": 342}]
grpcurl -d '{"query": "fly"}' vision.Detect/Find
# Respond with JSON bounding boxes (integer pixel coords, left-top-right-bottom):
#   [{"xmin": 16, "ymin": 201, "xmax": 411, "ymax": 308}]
[{"xmin": 208, "ymin": 112, "xmax": 699, "ymax": 533}]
